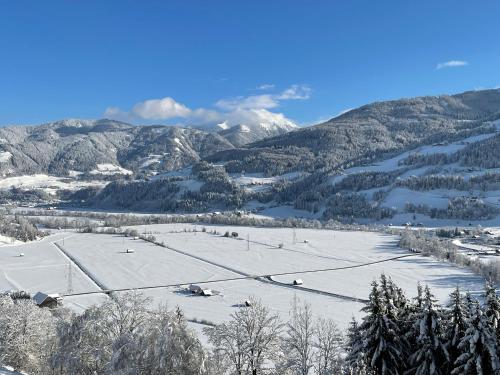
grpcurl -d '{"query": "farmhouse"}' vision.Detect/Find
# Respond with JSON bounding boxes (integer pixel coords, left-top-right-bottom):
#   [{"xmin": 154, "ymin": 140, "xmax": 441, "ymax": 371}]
[
  {"xmin": 33, "ymin": 292, "xmax": 62, "ymax": 308},
  {"xmin": 188, "ymin": 284, "xmax": 213, "ymax": 296},
  {"xmin": 189, "ymin": 284, "xmax": 203, "ymax": 294}
]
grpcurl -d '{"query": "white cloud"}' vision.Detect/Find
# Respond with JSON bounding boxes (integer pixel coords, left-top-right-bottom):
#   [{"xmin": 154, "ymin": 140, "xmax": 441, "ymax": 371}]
[
  {"xmin": 224, "ymin": 108, "xmax": 296, "ymax": 129},
  {"xmin": 276, "ymin": 84, "xmax": 311, "ymax": 100},
  {"xmin": 215, "ymin": 84, "xmax": 311, "ymax": 111},
  {"xmin": 104, "ymin": 97, "xmax": 192, "ymax": 122},
  {"xmin": 436, "ymin": 60, "xmax": 468, "ymax": 70},
  {"xmin": 257, "ymin": 83, "xmax": 275, "ymax": 90},
  {"xmin": 131, "ymin": 97, "xmax": 192, "ymax": 119},
  {"xmin": 104, "ymin": 84, "xmax": 309, "ymax": 129},
  {"xmin": 216, "ymin": 94, "xmax": 277, "ymax": 111}
]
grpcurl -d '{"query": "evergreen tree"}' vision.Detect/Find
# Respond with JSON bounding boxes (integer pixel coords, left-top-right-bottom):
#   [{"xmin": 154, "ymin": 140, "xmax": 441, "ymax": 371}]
[
  {"xmin": 463, "ymin": 291, "xmax": 476, "ymax": 319},
  {"xmin": 406, "ymin": 286, "xmax": 449, "ymax": 374},
  {"xmin": 356, "ymin": 281, "xmax": 406, "ymax": 374},
  {"xmin": 380, "ymin": 275, "xmax": 394, "ymax": 315},
  {"xmin": 414, "ymin": 283, "xmax": 424, "ymax": 310},
  {"xmin": 483, "ymin": 281, "xmax": 500, "ymax": 342},
  {"xmin": 405, "ymin": 283, "xmax": 425, "ymax": 359},
  {"xmin": 444, "ymin": 287, "xmax": 467, "ymax": 371},
  {"xmin": 452, "ymin": 300, "xmax": 499, "ymax": 374},
  {"xmin": 345, "ymin": 317, "xmax": 366, "ymax": 373}
]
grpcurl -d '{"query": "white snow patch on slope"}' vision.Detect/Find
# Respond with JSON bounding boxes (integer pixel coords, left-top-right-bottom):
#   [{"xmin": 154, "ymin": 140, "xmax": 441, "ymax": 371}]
[
  {"xmin": 68, "ymin": 170, "xmax": 83, "ymax": 177},
  {"xmin": 382, "ymin": 188, "xmax": 463, "ymax": 211},
  {"xmin": 0, "ymin": 151, "xmax": 12, "ymax": 163},
  {"xmin": 216, "ymin": 121, "xmax": 230, "ymax": 130},
  {"xmin": 89, "ymin": 164, "xmax": 133, "ymax": 175},
  {"xmin": 0, "ymin": 174, "xmax": 105, "ymax": 194},
  {"xmin": 329, "ymin": 130, "xmax": 500, "ymax": 186},
  {"xmin": 234, "ymin": 171, "xmax": 302, "ymax": 186},
  {"xmin": 139, "ymin": 155, "xmax": 162, "ymax": 169}
]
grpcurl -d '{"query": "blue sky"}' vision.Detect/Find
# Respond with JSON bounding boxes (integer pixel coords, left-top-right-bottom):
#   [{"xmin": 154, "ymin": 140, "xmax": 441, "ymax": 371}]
[{"xmin": 0, "ymin": 1, "xmax": 499, "ymax": 127}]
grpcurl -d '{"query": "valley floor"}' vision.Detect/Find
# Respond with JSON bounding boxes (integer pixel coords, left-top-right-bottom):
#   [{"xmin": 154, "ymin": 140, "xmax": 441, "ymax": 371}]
[{"xmin": 0, "ymin": 224, "xmax": 487, "ymax": 329}]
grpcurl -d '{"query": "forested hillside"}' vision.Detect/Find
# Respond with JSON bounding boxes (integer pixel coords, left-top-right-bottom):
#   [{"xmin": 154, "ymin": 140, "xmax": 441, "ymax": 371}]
[{"xmin": 3, "ymin": 89, "xmax": 500, "ymax": 224}]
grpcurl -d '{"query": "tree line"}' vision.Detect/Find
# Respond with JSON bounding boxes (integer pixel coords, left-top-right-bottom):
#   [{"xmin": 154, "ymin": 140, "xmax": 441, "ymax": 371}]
[{"xmin": 2, "ymin": 275, "xmax": 500, "ymax": 374}]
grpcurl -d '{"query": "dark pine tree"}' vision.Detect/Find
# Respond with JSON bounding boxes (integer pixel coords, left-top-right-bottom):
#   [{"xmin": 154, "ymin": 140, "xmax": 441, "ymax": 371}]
[
  {"xmin": 357, "ymin": 281, "xmax": 406, "ymax": 375},
  {"xmin": 444, "ymin": 286, "xmax": 467, "ymax": 372},
  {"xmin": 406, "ymin": 286, "xmax": 449, "ymax": 374},
  {"xmin": 483, "ymin": 281, "xmax": 500, "ymax": 342},
  {"xmin": 452, "ymin": 300, "xmax": 499, "ymax": 374}
]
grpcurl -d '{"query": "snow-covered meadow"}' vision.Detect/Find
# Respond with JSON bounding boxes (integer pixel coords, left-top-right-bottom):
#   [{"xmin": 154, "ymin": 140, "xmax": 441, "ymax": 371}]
[{"xmin": 0, "ymin": 224, "xmax": 487, "ymax": 329}]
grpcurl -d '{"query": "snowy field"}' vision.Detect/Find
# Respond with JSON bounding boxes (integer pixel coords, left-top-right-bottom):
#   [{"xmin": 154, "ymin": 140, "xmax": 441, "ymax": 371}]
[
  {"xmin": 0, "ymin": 232, "xmax": 106, "ymax": 312},
  {"xmin": 0, "ymin": 174, "xmax": 105, "ymax": 195},
  {"xmin": 0, "ymin": 224, "xmax": 488, "ymax": 329}
]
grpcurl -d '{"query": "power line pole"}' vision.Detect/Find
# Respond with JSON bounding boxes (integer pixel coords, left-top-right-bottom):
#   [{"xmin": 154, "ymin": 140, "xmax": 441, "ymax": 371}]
[{"xmin": 247, "ymin": 234, "xmax": 250, "ymax": 251}]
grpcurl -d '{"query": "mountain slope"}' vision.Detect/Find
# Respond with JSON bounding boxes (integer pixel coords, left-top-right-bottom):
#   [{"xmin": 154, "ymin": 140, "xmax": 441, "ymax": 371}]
[
  {"xmin": 208, "ymin": 89, "xmax": 500, "ymax": 176},
  {"xmin": 0, "ymin": 119, "xmax": 234, "ymax": 177},
  {"xmin": 85, "ymin": 89, "xmax": 500, "ymax": 225},
  {"xmin": 217, "ymin": 121, "xmax": 297, "ymax": 147}
]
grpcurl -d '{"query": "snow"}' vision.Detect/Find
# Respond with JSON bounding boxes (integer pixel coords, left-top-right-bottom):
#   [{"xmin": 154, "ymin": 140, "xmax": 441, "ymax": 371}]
[
  {"xmin": 0, "ymin": 365, "xmax": 24, "ymax": 375},
  {"xmin": 255, "ymin": 205, "xmax": 321, "ymax": 219},
  {"xmin": 0, "ymin": 151, "xmax": 12, "ymax": 163},
  {"xmin": 452, "ymin": 239, "xmax": 496, "ymax": 252},
  {"xmin": 89, "ymin": 163, "xmax": 133, "ymax": 176},
  {"xmin": 0, "ymin": 224, "xmax": 488, "ymax": 329},
  {"xmin": 0, "ymin": 225, "xmax": 484, "ymax": 329},
  {"xmin": 0, "ymin": 233, "xmax": 104, "ymax": 311},
  {"xmin": 234, "ymin": 172, "xmax": 303, "ymax": 193},
  {"xmin": 67, "ymin": 170, "xmax": 83, "ymax": 177},
  {"xmin": 381, "ymin": 188, "xmax": 454, "ymax": 211},
  {"xmin": 0, "ymin": 174, "xmax": 105, "ymax": 194},
  {"xmin": 329, "ymin": 130, "xmax": 500, "ymax": 186},
  {"xmin": 216, "ymin": 121, "xmax": 230, "ymax": 130},
  {"xmin": 151, "ymin": 167, "xmax": 192, "ymax": 180},
  {"xmin": 139, "ymin": 154, "xmax": 162, "ymax": 169},
  {"xmin": 0, "ymin": 235, "xmax": 21, "ymax": 247}
]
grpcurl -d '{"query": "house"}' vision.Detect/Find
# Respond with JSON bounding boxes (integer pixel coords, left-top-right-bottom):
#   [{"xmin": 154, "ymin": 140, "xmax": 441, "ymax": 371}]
[
  {"xmin": 293, "ymin": 279, "xmax": 303, "ymax": 286},
  {"xmin": 33, "ymin": 292, "xmax": 62, "ymax": 308},
  {"xmin": 188, "ymin": 284, "xmax": 213, "ymax": 296},
  {"xmin": 189, "ymin": 284, "xmax": 203, "ymax": 294}
]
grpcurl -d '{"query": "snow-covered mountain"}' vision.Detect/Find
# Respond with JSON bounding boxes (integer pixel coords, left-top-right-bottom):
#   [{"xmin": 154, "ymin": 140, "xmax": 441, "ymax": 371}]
[
  {"xmin": 0, "ymin": 119, "xmax": 234, "ymax": 177},
  {"xmin": 3, "ymin": 89, "xmax": 500, "ymax": 225},
  {"xmin": 217, "ymin": 120, "xmax": 297, "ymax": 147}
]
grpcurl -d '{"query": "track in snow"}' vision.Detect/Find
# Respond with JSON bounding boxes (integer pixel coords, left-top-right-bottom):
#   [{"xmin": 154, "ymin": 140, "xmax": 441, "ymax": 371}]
[
  {"xmin": 62, "ymin": 234, "xmax": 417, "ymax": 303},
  {"xmin": 51, "ymin": 240, "xmax": 109, "ymax": 292}
]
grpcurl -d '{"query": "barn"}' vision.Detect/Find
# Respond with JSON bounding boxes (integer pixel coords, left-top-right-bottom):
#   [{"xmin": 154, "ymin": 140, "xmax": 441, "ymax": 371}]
[{"xmin": 33, "ymin": 292, "xmax": 62, "ymax": 308}]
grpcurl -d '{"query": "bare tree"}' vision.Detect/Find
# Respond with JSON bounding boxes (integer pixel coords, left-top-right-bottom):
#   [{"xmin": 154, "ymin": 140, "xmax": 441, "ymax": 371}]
[
  {"xmin": 205, "ymin": 297, "xmax": 283, "ymax": 375},
  {"xmin": 102, "ymin": 291, "xmax": 151, "ymax": 338},
  {"xmin": 110, "ymin": 304, "xmax": 209, "ymax": 375},
  {"xmin": 281, "ymin": 300, "xmax": 314, "ymax": 375},
  {"xmin": 0, "ymin": 296, "xmax": 56, "ymax": 374},
  {"xmin": 314, "ymin": 318, "xmax": 345, "ymax": 375}
]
